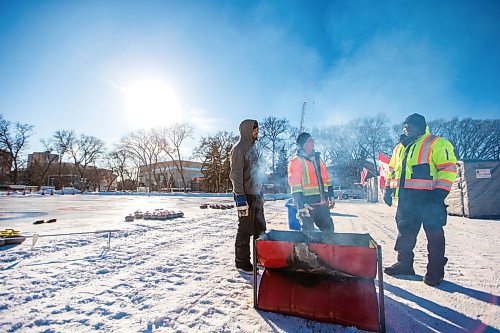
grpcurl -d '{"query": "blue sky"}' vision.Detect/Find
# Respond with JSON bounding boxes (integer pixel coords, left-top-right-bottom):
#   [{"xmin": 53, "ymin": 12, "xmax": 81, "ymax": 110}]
[{"xmin": 0, "ymin": 0, "xmax": 499, "ymax": 153}]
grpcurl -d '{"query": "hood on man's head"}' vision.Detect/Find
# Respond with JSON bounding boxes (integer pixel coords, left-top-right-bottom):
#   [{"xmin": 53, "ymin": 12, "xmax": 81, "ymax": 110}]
[
  {"xmin": 239, "ymin": 119, "xmax": 258, "ymax": 142},
  {"xmin": 404, "ymin": 113, "xmax": 426, "ymax": 132},
  {"xmin": 296, "ymin": 132, "xmax": 311, "ymax": 148}
]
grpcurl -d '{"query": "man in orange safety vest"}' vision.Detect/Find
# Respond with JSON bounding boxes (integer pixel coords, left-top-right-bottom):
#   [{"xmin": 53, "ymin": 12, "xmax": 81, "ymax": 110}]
[{"xmin": 288, "ymin": 133, "xmax": 335, "ymax": 232}]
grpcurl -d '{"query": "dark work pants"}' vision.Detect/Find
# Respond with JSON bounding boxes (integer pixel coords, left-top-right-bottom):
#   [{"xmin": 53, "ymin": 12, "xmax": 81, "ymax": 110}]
[
  {"xmin": 394, "ymin": 199, "xmax": 447, "ymax": 274},
  {"xmin": 235, "ymin": 195, "xmax": 266, "ymax": 266},
  {"xmin": 300, "ymin": 204, "xmax": 334, "ymax": 232}
]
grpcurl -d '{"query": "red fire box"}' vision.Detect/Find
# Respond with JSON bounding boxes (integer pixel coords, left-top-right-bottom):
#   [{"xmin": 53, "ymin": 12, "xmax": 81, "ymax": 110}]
[{"xmin": 254, "ymin": 230, "xmax": 385, "ymax": 332}]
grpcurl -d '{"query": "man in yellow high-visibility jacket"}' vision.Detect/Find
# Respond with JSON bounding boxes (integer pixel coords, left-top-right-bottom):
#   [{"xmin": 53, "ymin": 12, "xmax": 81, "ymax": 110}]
[
  {"xmin": 288, "ymin": 133, "xmax": 335, "ymax": 232},
  {"xmin": 383, "ymin": 113, "xmax": 457, "ymax": 286}
]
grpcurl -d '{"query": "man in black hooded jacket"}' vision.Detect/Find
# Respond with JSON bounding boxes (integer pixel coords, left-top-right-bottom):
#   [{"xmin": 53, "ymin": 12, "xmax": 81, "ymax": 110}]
[{"xmin": 229, "ymin": 119, "xmax": 266, "ymax": 274}]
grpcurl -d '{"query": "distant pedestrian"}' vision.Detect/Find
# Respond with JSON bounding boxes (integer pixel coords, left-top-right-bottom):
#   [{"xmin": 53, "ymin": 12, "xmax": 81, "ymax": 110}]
[
  {"xmin": 383, "ymin": 113, "xmax": 457, "ymax": 286},
  {"xmin": 229, "ymin": 119, "xmax": 266, "ymax": 274},
  {"xmin": 288, "ymin": 132, "xmax": 335, "ymax": 232}
]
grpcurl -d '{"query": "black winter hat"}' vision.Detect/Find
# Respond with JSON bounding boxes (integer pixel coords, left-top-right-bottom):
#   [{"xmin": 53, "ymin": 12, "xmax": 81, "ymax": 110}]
[
  {"xmin": 296, "ymin": 132, "xmax": 312, "ymax": 147},
  {"xmin": 404, "ymin": 113, "xmax": 426, "ymax": 131}
]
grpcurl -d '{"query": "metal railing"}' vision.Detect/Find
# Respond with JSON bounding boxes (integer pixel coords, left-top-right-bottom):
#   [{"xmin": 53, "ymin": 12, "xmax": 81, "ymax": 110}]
[{"xmin": 3, "ymin": 229, "xmax": 122, "ymax": 252}]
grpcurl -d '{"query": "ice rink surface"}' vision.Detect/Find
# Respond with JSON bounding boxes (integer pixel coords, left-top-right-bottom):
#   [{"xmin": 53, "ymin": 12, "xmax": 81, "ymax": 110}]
[
  {"xmin": 0, "ymin": 194, "xmax": 239, "ymax": 234},
  {"xmin": 0, "ymin": 194, "xmax": 498, "ymax": 332}
]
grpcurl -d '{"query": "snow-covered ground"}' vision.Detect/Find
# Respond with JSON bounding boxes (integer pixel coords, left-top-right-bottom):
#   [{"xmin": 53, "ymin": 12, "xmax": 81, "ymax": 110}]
[{"xmin": 0, "ymin": 195, "xmax": 498, "ymax": 332}]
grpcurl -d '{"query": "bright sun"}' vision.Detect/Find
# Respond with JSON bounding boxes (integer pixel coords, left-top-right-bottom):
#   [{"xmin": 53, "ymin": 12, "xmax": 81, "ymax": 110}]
[{"xmin": 123, "ymin": 78, "xmax": 182, "ymax": 128}]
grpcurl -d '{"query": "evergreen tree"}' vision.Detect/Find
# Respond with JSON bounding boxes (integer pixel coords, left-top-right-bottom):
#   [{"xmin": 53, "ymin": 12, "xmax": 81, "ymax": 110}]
[
  {"xmin": 192, "ymin": 131, "xmax": 237, "ymax": 193},
  {"xmin": 274, "ymin": 145, "xmax": 289, "ymax": 192}
]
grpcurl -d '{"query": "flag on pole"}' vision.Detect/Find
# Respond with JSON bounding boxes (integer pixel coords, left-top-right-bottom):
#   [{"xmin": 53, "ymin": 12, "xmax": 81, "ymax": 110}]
[
  {"xmin": 360, "ymin": 167, "xmax": 368, "ymax": 186},
  {"xmin": 378, "ymin": 153, "xmax": 391, "ymax": 189}
]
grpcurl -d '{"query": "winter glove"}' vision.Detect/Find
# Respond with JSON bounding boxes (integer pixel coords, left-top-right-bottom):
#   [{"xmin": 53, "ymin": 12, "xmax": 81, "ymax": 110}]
[
  {"xmin": 235, "ymin": 195, "xmax": 249, "ymax": 217},
  {"xmin": 328, "ymin": 197, "xmax": 335, "ymax": 209},
  {"xmin": 383, "ymin": 188, "xmax": 393, "ymax": 207},
  {"xmin": 297, "ymin": 203, "xmax": 313, "ymax": 218},
  {"xmin": 296, "ymin": 204, "xmax": 314, "ymax": 231},
  {"xmin": 432, "ymin": 188, "xmax": 449, "ymax": 203}
]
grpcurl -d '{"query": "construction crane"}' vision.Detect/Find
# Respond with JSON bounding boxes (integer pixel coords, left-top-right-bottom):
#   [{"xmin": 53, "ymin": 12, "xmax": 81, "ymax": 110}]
[
  {"xmin": 299, "ymin": 81, "xmax": 314, "ymax": 133},
  {"xmin": 299, "ymin": 100, "xmax": 307, "ymax": 133}
]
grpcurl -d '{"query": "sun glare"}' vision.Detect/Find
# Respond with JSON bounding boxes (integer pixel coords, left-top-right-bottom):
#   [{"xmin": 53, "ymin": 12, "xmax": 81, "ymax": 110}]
[{"xmin": 123, "ymin": 78, "xmax": 182, "ymax": 128}]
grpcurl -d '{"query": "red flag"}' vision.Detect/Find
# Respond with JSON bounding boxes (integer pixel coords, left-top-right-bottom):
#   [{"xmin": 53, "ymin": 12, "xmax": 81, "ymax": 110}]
[
  {"xmin": 378, "ymin": 153, "xmax": 390, "ymax": 189},
  {"xmin": 360, "ymin": 167, "xmax": 368, "ymax": 186}
]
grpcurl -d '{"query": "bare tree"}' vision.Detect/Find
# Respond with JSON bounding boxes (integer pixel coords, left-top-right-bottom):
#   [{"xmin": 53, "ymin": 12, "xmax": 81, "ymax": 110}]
[
  {"xmin": 313, "ymin": 121, "xmax": 369, "ymax": 187},
  {"xmin": 52, "ymin": 130, "xmax": 76, "ymax": 188},
  {"xmin": 26, "ymin": 139, "xmax": 59, "ymax": 186},
  {"xmin": 356, "ymin": 114, "xmax": 394, "ymax": 175},
  {"xmin": 161, "ymin": 123, "xmax": 194, "ymax": 191},
  {"xmin": 99, "ymin": 166, "xmax": 119, "ymax": 191},
  {"xmin": 259, "ymin": 116, "xmax": 290, "ymax": 174},
  {"xmin": 489, "ymin": 119, "xmax": 500, "ymax": 160},
  {"xmin": 124, "ymin": 154, "xmax": 141, "ymax": 190},
  {"xmin": 105, "ymin": 146, "xmax": 131, "ymax": 191},
  {"xmin": 0, "ymin": 114, "xmax": 34, "ymax": 184},
  {"xmin": 120, "ymin": 129, "xmax": 167, "ymax": 191},
  {"xmin": 86, "ymin": 156, "xmax": 117, "ymax": 192},
  {"xmin": 452, "ymin": 118, "xmax": 492, "ymax": 159},
  {"xmin": 343, "ymin": 121, "xmax": 370, "ymax": 184},
  {"xmin": 427, "ymin": 119, "xmax": 447, "ymax": 137},
  {"xmin": 69, "ymin": 134, "xmax": 105, "ymax": 190},
  {"xmin": 429, "ymin": 118, "xmax": 500, "ymax": 160},
  {"xmin": 313, "ymin": 125, "xmax": 346, "ymax": 166}
]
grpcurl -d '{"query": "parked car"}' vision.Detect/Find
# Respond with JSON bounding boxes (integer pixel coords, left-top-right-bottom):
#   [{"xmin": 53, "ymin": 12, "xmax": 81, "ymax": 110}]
[
  {"xmin": 333, "ymin": 185, "xmax": 365, "ymax": 199},
  {"xmin": 332, "ymin": 186, "xmax": 343, "ymax": 199}
]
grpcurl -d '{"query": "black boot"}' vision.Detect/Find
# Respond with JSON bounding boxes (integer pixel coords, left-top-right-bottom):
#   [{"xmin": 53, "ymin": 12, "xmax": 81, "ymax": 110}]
[
  {"xmin": 236, "ymin": 261, "xmax": 254, "ymax": 274},
  {"xmin": 384, "ymin": 261, "xmax": 415, "ymax": 276},
  {"xmin": 424, "ymin": 257, "xmax": 448, "ymax": 286},
  {"xmin": 424, "ymin": 228, "xmax": 447, "ymax": 286},
  {"xmin": 385, "ymin": 251, "xmax": 415, "ymax": 276}
]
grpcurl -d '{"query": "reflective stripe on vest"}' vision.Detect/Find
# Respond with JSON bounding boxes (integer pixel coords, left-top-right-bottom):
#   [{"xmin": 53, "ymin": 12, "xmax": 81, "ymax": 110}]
[
  {"xmin": 436, "ymin": 162, "xmax": 457, "ymax": 173},
  {"xmin": 292, "ymin": 157, "xmax": 329, "ymax": 196},
  {"xmin": 303, "ymin": 186, "xmax": 322, "ymax": 196},
  {"xmin": 404, "ymin": 179, "xmax": 435, "ymax": 190},
  {"xmin": 290, "ymin": 184, "xmax": 302, "ymax": 193},
  {"xmin": 436, "ymin": 179, "xmax": 453, "ymax": 191},
  {"xmin": 299, "ymin": 157, "xmax": 327, "ymax": 196},
  {"xmin": 390, "ymin": 178, "xmax": 400, "ymax": 188},
  {"xmin": 417, "ymin": 135, "xmax": 438, "ymax": 164},
  {"xmin": 300, "ymin": 158, "xmax": 311, "ymax": 185}
]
